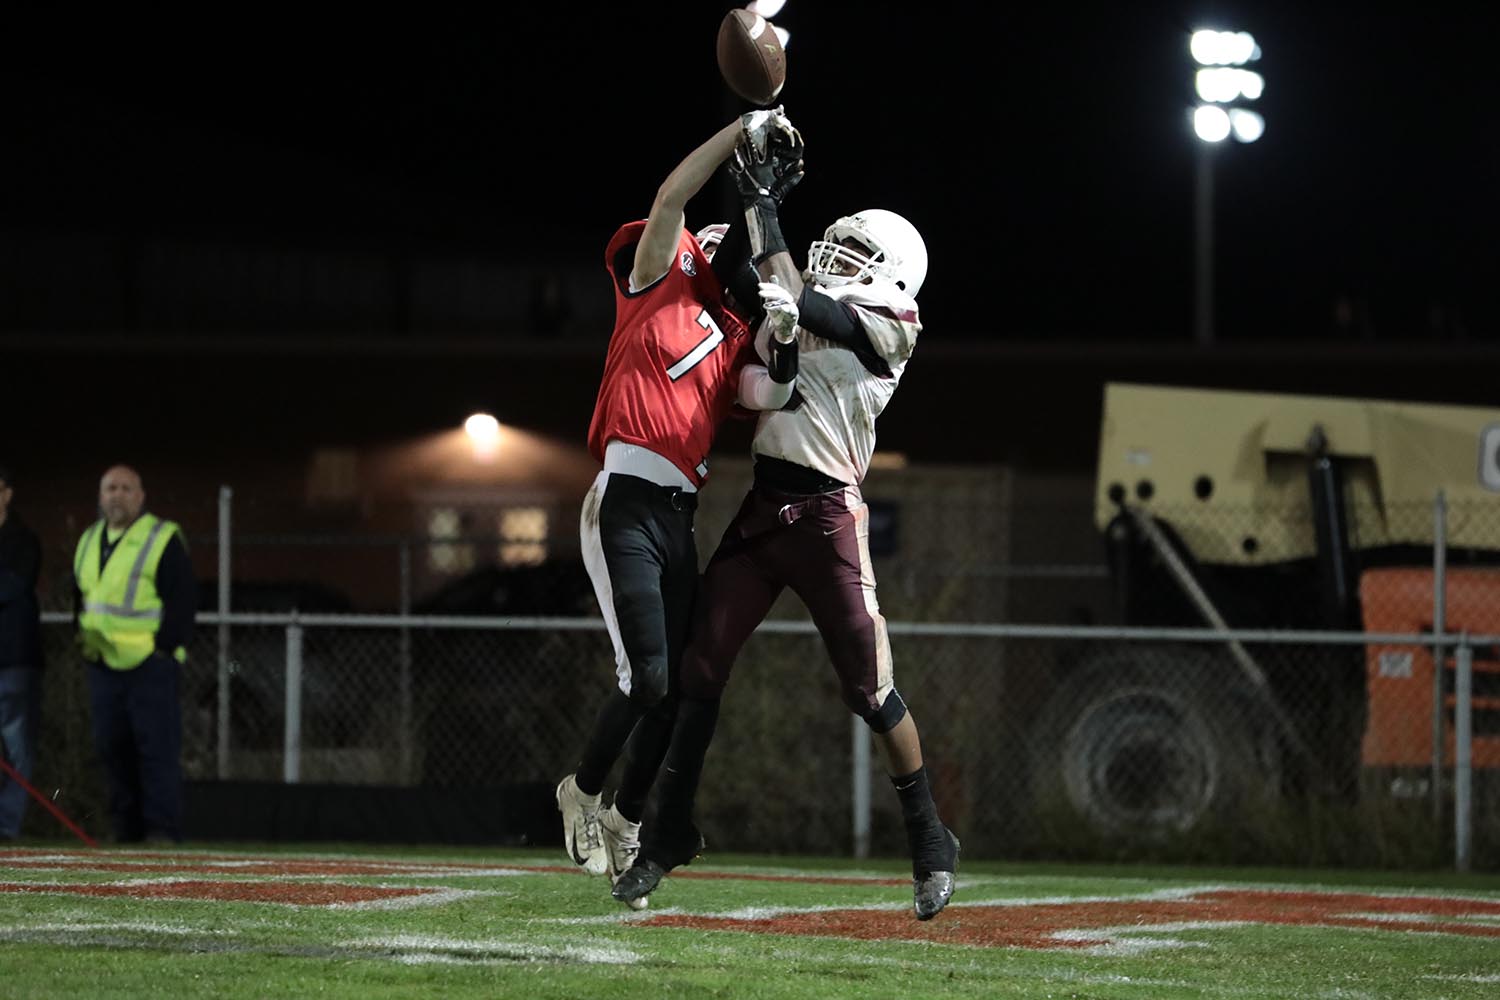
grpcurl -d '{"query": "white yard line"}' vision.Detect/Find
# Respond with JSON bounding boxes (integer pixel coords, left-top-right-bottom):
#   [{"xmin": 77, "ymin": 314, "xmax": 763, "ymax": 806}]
[
  {"xmin": 342, "ymin": 932, "xmax": 640, "ymax": 965},
  {"xmin": 0, "ymin": 920, "xmax": 239, "ymax": 937}
]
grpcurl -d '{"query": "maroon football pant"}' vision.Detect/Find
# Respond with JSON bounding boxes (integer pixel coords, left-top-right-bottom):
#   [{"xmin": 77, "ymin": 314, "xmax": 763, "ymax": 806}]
[{"xmin": 680, "ymin": 483, "xmax": 895, "ymax": 717}]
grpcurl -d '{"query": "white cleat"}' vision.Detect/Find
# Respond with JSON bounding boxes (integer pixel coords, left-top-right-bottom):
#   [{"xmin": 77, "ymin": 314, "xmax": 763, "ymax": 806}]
[
  {"xmin": 600, "ymin": 804, "xmax": 648, "ymax": 910},
  {"xmin": 556, "ymin": 774, "xmax": 608, "ymax": 876}
]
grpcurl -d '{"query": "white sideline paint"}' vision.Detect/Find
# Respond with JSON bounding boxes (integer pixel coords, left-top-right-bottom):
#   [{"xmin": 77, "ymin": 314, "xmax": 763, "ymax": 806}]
[
  {"xmin": 1346, "ymin": 909, "xmax": 1500, "ymax": 926},
  {"xmin": 0, "ymin": 924, "xmax": 640, "ymax": 969},
  {"xmin": 326, "ymin": 887, "xmax": 487, "ymax": 911},
  {"xmin": 0, "ymin": 921, "xmax": 238, "ymax": 938},
  {"xmin": 1052, "ymin": 921, "xmax": 1246, "ymax": 956},
  {"xmin": 344, "ymin": 933, "xmax": 640, "ymax": 965},
  {"xmin": 0, "ymin": 879, "xmax": 488, "ymax": 911}
]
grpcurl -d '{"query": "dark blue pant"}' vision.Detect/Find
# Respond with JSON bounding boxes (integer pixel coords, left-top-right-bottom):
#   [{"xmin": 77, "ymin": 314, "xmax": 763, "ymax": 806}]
[
  {"xmin": 0, "ymin": 665, "xmax": 42, "ymax": 839},
  {"xmin": 86, "ymin": 654, "xmax": 182, "ymax": 842}
]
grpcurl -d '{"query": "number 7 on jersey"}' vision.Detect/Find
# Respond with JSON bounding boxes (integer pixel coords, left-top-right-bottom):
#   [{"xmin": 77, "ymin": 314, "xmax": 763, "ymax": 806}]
[{"xmin": 665, "ymin": 310, "xmax": 726, "ymax": 381}]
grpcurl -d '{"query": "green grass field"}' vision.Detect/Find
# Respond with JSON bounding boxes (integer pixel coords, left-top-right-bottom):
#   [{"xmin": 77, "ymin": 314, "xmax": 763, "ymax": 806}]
[{"xmin": 3, "ymin": 843, "xmax": 1500, "ymax": 999}]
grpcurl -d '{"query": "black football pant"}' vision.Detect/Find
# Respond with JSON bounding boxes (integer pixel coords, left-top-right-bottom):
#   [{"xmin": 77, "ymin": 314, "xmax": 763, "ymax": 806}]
[{"xmin": 575, "ymin": 471, "xmax": 699, "ymax": 819}]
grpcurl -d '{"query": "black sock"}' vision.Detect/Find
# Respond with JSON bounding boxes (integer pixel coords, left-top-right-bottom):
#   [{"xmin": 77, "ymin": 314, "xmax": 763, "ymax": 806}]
[
  {"xmin": 891, "ymin": 766, "xmax": 952, "ymax": 876},
  {"xmin": 640, "ymin": 698, "xmax": 720, "ymax": 867},
  {"xmin": 654, "ymin": 697, "xmax": 720, "ymax": 828},
  {"xmin": 576, "ymin": 689, "xmax": 643, "ymax": 796},
  {"xmin": 614, "ymin": 699, "xmax": 677, "ymax": 822}
]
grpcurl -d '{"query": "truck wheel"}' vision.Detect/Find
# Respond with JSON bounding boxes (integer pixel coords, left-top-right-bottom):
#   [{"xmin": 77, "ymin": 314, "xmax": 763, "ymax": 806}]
[{"xmin": 1030, "ymin": 646, "xmax": 1281, "ymax": 842}]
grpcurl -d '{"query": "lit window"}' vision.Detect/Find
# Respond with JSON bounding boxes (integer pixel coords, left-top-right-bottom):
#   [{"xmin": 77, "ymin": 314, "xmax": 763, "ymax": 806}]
[
  {"xmin": 499, "ymin": 507, "xmax": 548, "ymax": 566},
  {"xmin": 427, "ymin": 507, "xmax": 475, "ymax": 574}
]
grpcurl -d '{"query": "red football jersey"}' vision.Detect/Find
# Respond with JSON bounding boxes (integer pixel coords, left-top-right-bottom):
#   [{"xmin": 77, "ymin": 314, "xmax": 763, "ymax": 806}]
[{"xmin": 587, "ymin": 222, "xmax": 756, "ymax": 487}]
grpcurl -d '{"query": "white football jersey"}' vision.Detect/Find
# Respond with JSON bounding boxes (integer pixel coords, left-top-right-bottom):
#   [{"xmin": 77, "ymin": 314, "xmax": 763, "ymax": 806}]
[{"xmin": 751, "ymin": 280, "xmax": 921, "ymax": 485}]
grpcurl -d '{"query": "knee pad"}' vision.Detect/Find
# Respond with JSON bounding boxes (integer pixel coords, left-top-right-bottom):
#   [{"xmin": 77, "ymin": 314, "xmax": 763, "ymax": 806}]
[{"xmin": 860, "ymin": 689, "xmax": 908, "ymax": 735}]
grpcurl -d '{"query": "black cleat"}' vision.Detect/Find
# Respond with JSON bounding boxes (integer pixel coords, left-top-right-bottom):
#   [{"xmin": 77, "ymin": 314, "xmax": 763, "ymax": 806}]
[
  {"xmin": 611, "ymin": 859, "xmax": 666, "ymax": 904},
  {"xmin": 610, "ymin": 821, "xmax": 706, "ymax": 906},
  {"xmin": 641, "ymin": 820, "xmax": 706, "ymax": 872},
  {"xmin": 913, "ymin": 827, "xmax": 960, "ymax": 921}
]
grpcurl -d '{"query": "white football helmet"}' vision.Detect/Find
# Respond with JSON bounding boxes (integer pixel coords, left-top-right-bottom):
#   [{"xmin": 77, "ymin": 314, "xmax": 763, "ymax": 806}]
[
  {"xmin": 806, "ymin": 209, "xmax": 928, "ymax": 298},
  {"xmin": 695, "ymin": 223, "xmax": 730, "ymax": 261}
]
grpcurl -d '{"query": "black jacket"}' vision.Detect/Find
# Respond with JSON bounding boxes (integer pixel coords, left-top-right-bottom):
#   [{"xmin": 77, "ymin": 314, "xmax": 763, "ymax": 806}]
[{"xmin": 0, "ymin": 512, "xmax": 43, "ymax": 669}]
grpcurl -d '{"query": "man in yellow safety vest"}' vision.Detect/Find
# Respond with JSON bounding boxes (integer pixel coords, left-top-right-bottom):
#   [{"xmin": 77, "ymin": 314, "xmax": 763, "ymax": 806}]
[{"xmin": 74, "ymin": 465, "xmax": 195, "ymax": 843}]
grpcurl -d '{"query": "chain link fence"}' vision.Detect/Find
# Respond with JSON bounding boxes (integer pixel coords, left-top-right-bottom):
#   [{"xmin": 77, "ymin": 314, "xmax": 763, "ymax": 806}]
[{"xmin": 12, "ymin": 472, "xmax": 1500, "ymax": 869}]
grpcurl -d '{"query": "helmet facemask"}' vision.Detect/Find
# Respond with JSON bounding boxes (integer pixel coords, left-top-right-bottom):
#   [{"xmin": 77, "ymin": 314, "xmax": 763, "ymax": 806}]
[
  {"xmin": 806, "ymin": 210, "xmax": 927, "ymax": 297},
  {"xmin": 695, "ymin": 223, "xmax": 730, "ymax": 263},
  {"xmin": 806, "ymin": 237, "xmax": 891, "ymax": 289}
]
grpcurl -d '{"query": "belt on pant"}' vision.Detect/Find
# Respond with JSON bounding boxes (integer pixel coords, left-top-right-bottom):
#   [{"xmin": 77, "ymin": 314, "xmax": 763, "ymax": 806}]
[
  {"xmin": 739, "ymin": 486, "xmax": 842, "ymax": 539},
  {"xmin": 608, "ymin": 472, "xmax": 698, "ymax": 512}
]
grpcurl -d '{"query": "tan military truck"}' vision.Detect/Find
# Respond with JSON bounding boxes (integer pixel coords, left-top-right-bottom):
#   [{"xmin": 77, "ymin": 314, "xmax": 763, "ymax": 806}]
[{"xmin": 1032, "ymin": 382, "xmax": 1500, "ymax": 842}]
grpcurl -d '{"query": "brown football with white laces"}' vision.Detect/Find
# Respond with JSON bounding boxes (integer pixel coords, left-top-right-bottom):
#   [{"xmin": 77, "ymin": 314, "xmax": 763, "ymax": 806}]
[{"xmin": 716, "ymin": 8, "xmax": 786, "ymax": 106}]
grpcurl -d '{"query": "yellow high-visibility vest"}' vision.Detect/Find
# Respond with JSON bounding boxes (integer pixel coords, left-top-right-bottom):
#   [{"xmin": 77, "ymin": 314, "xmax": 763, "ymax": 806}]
[{"xmin": 73, "ymin": 514, "xmax": 185, "ymax": 670}]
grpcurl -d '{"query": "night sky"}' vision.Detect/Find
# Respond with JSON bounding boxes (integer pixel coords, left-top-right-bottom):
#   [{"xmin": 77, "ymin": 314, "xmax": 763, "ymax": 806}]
[
  {"xmin": 9, "ymin": 3, "xmax": 1495, "ymax": 343},
  {"xmin": 4, "ymin": 2, "xmax": 1498, "ymax": 503}
]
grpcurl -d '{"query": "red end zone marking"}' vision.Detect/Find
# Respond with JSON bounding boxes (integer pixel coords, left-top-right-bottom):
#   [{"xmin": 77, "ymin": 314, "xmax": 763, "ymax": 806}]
[
  {"xmin": 1, "ymin": 880, "xmax": 436, "ymax": 906},
  {"xmin": 646, "ymin": 889, "xmax": 1500, "ymax": 950}
]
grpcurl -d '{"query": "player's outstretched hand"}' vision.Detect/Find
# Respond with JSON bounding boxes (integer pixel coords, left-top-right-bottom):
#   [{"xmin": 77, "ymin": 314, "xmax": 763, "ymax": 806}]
[
  {"xmin": 759, "ymin": 277, "xmax": 800, "ymax": 343},
  {"xmin": 739, "ymin": 105, "xmax": 799, "ymax": 160},
  {"xmin": 730, "ymin": 136, "xmax": 804, "ymax": 206}
]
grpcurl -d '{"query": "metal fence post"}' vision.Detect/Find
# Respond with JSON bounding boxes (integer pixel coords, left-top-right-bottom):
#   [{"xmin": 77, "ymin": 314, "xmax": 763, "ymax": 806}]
[
  {"xmin": 399, "ymin": 542, "xmax": 413, "ymax": 785},
  {"xmin": 1454, "ymin": 638, "xmax": 1472, "ymax": 872},
  {"xmin": 284, "ymin": 618, "xmax": 304, "ymax": 785},
  {"xmin": 217, "ymin": 485, "xmax": 232, "ymax": 780},
  {"xmin": 851, "ymin": 715, "xmax": 871, "ymax": 858},
  {"xmin": 1431, "ymin": 489, "xmax": 1447, "ymax": 820}
]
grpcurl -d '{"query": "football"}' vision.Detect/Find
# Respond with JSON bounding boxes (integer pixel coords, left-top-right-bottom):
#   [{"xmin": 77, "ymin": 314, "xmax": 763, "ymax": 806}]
[{"xmin": 716, "ymin": 8, "xmax": 786, "ymax": 106}]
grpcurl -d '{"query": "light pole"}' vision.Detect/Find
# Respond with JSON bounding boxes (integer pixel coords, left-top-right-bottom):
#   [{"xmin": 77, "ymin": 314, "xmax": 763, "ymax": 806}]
[{"xmin": 1190, "ymin": 29, "xmax": 1264, "ymax": 345}]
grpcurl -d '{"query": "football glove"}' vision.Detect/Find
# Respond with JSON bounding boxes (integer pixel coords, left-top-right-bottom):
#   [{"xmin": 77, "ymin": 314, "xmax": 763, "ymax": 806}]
[{"xmin": 759, "ymin": 278, "xmax": 799, "ymax": 344}]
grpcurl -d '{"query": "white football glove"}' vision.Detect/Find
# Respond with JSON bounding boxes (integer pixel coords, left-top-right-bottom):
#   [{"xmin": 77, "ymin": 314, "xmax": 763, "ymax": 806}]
[
  {"xmin": 739, "ymin": 105, "xmax": 798, "ymax": 162},
  {"xmin": 759, "ymin": 277, "xmax": 799, "ymax": 344}
]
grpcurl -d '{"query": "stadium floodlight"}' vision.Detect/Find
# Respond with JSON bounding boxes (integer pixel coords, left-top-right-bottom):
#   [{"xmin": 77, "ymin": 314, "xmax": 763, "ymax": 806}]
[
  {"xmin": 1229, "ymin": 109, "xmax": 1266, "ymax": 143},
  {"xmin": 747, "ymin": 0, "xmax": 790, "ymax": 47},
  {"xmin": 1190, "ymin": 29, "xmax": 1260, "ymax": 66},
  {"xmin": 1193, "ymin": 105, "xmax": 1232, "ymax": 142},
  {"xmin": 1195, "ymin": 68, "xmax": 1265, "ymax": 104},
  {"xmin": 1188, "ymin": 27, "xmax": 1264, "ymax": 345}
]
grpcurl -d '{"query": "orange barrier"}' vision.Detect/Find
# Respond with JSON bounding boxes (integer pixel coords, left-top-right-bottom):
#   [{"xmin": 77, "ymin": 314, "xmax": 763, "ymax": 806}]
[{"xmin": 1360, "ymin": 568, "xmax": 1500, "ymax": 768}]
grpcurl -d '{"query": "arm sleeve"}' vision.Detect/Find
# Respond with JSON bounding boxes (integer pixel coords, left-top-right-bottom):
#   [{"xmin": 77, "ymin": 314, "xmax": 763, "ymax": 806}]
[
  {"xmin": 710, "ymin": 219, "xmax": 763, "ymax": 317},
  {"xmin": 737, "ymin": 364, "xmax": 795, "ymax": 411},
  {"xmin": 797, "ymin": 288, "xmax": 873, "ymax": 350},
  {"xmin": 153, "ymin": 533, "xmax": 197, "ymax": 655},
  {"xmin": 795, "ymin": 288, "xmax": 892, "ymax": 378},
  {"xmin": 0, "ymin": 529, "xmax": 41, "ymax": 603}
]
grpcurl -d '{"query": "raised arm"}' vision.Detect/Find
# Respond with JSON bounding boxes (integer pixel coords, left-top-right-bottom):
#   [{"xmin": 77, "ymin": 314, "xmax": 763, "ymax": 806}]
[
  {"xmin": 629, "ymin": 120, "xmax": 744, "ymax": 291},
  {"xmin": 727, "ymin": 111, "xmax": 806, "ymax": 293}
]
